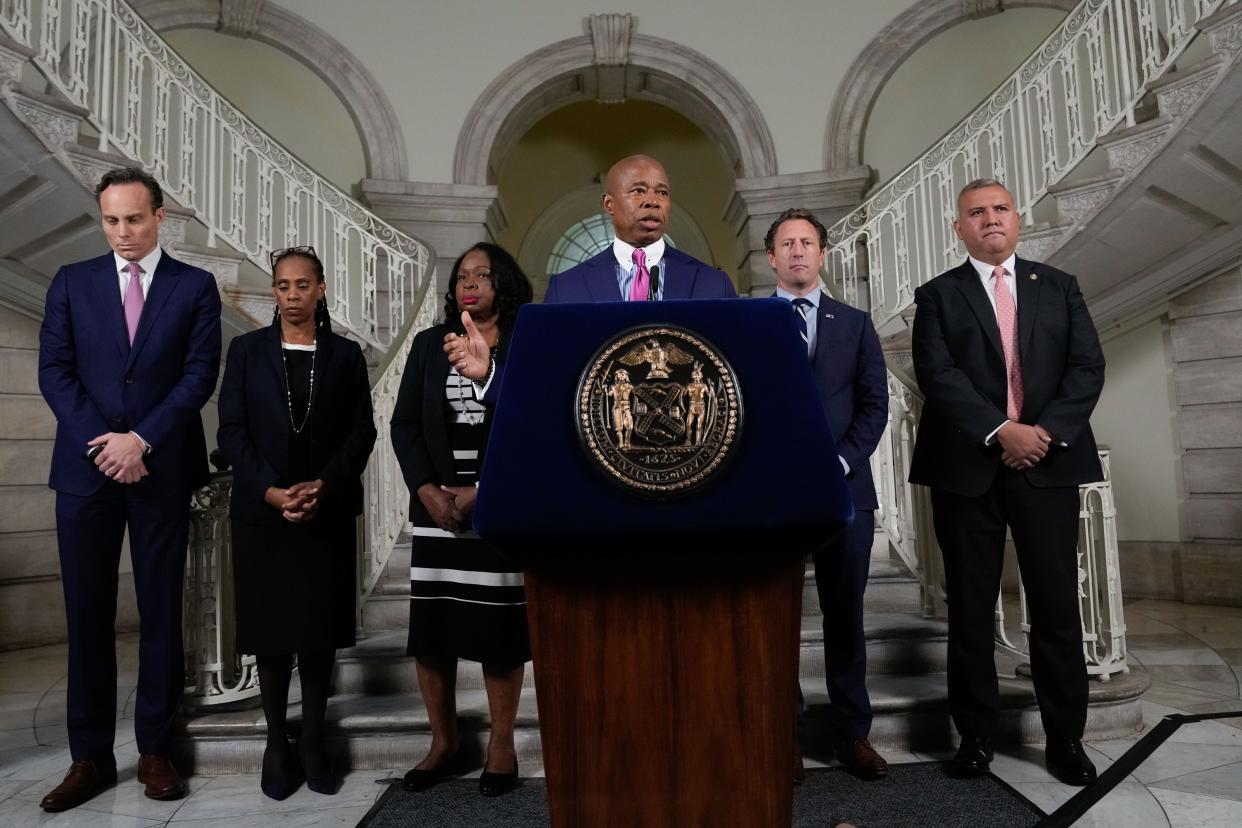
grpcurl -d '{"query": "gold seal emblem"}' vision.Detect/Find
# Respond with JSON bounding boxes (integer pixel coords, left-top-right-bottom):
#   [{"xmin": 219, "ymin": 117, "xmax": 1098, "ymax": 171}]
[{"xmin": 576, "ymin": 326, "xmax": 743, "ymax": 496}]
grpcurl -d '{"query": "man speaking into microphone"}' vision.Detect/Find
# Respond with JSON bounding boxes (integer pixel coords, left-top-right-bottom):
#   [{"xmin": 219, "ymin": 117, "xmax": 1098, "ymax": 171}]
[{"xmin": 543, "ymin": 154, "xmax": 736, "ymax": 303}]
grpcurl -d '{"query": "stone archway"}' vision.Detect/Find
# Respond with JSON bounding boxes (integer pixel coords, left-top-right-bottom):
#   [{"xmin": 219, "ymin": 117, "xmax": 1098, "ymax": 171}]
[
  {"xmin": 824, "ymin": 0, "xmax": 1077, "ymax": 171},
  {"xmin": 131, "ymin": 0, "xmax": 408, "ymax": 181},
  {"xmin": 453, "ymin": 14, "xmax": 778, "ymax": 186}
]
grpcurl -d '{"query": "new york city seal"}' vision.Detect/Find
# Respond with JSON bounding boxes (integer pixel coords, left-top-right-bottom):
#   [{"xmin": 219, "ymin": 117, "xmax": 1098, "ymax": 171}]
[{"xmin": 576, "ymin": 326, "xmax": 743, "ymax": 497}]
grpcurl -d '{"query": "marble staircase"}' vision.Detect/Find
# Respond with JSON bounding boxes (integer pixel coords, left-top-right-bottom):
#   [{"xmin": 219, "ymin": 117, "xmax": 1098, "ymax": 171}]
[{"xmin": 174, "ymin": 529, "xmax": 1150, "ymax": 773}]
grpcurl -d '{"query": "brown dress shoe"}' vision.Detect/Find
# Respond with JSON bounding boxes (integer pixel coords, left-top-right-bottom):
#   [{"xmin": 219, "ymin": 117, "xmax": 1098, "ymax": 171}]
[
  {"xmin": 40, "ymin": 759, "xmax": 118, "ymax": 812},
  {"xmin": 835, "ymin": 738, "xmax": 889, "ymax": 780},
  {"xmin": 137, "ymin": 754, "xmax": 188, "ymax": 800}
]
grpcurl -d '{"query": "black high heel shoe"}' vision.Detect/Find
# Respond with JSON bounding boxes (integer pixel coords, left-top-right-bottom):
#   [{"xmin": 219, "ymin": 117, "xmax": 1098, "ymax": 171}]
[
  {"xmin": 402, "ymin": 749, "xmax": 468, "ymax": 792},
  {"xmin": 479, "ymin": 759, "xmax": 519, "ymax": 797},
  {"xmin": 298, "ymin": 740, "xmax": 339, "ymax": 796},
  {"xmin": 260, "ymin": 741, "xmax": 304, "ymax": 801}
]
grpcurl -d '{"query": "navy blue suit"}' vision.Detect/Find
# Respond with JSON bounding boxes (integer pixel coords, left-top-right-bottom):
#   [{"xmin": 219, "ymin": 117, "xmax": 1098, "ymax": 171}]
[
  {"xmin": 796, "ymin": 290, "xmax": 888, "ymax": 740},
  {"xmin": 38, "ymin": 250, "xmax": 221, "ymax": 761},
  {"xmin": 544, "ymin": 247, "xmax": 737, "ymax": 303}
]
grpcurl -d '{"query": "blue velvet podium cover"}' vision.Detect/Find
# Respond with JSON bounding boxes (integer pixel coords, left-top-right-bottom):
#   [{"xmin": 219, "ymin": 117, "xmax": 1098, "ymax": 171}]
[{"xmin": 474, "ymin": 298, "xmax": 853, "ymax": 555}]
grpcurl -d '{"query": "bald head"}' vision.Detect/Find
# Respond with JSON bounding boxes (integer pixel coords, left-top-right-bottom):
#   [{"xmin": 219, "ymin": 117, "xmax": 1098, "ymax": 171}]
[{"xmin": 603, "ymin": 155, "xmax": 671, "ymax": 246}]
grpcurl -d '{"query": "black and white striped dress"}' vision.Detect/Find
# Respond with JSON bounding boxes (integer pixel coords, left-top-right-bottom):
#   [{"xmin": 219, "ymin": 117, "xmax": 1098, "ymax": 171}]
[{"xmin": 405, "ymin": 363, "xmax": 531, "ymax": 668}]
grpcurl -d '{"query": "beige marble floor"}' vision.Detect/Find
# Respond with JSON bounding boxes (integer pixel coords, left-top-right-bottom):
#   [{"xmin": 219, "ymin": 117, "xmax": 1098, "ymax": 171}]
[{"xmin": 1, "ymin": 598, "xmax": 1240, "ymax": 826}]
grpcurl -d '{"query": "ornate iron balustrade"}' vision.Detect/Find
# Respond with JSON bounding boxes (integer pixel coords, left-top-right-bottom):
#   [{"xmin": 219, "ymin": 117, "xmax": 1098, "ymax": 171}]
[
  {"xmin": 1, "ymin": 0, "xmax": 430, "ymax": 351},
  {"xmin": 873, "ymin": 369, "xmax": 1128, "ymax": 679},
  {"xmin": 826, "ymin": 0, "xmax": 1238, "ymax": 333}
]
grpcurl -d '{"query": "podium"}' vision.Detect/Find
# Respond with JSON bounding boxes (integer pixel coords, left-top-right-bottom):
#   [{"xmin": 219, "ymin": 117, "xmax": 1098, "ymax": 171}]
[{"xmin": 475, "ymin": 299, "xmax": 851, "ymax": 827}]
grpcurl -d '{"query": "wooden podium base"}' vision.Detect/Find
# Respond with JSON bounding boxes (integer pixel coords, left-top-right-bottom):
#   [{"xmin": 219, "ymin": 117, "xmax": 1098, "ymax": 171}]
[{"xmin": 524, "ymin": 555, "xmax": 804, "ymax": 827}]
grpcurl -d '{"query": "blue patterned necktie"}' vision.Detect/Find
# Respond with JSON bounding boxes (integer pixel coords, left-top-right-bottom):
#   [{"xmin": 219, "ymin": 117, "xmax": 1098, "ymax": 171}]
[{"xmin": 792, "ymin": 297, "xmax": 813, "ymax": 355}]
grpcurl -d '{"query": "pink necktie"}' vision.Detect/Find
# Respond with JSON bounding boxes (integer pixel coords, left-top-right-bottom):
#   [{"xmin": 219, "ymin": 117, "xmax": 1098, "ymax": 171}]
[
  {"xmin": 124, "ymin": 262, "xmax": 145, "ymax": 344},
  {"xmin": 629, "ymin": 248, "xmax": 650, "ymax": 301},
  {"xmin": 992, "ymin": 265, "xmax": 1023, "ymax": 421}
]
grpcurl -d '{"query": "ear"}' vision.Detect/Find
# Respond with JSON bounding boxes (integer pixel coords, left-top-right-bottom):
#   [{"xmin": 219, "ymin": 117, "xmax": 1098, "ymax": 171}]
[
  {"xmin": 154, "ymin": 206, "xmax": 166, "ymax": 226},
  {"xmin": 602, "ymin": 192, "xmax": 615, "ymax": 217},
  {"xmin": 766, "ymin": 250, "xmax": 777, "ymax": 270},
  {"xmin": 952, "ymin": 218, "xmax": 963, "ymax": 241}
]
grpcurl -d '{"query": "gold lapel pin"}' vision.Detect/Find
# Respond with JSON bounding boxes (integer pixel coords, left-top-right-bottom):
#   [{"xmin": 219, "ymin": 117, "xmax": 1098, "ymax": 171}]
[{"xmin": 1030, "ymin": 274, "xmax": 1038, "ymax": 280}]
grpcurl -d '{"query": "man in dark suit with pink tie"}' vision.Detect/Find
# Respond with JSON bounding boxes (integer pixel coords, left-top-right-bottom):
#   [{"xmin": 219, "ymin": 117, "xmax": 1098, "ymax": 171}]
[
  {"xmin": 37, "ymin": 168, "xmax": 221, "ymax": 812},
  {"xmin": 909, "ymin": 179, "xmax": 1106, "ymax": 785},
  {"xmin": 543, "ymin": 154, "xmax": 736, "ymax": 304}
]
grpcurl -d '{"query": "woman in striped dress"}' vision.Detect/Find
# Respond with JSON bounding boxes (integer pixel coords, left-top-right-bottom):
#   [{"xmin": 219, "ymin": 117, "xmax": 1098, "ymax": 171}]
[{"xmin": 390, "ymin": 242, "xmax": 534, "ymax": 797}]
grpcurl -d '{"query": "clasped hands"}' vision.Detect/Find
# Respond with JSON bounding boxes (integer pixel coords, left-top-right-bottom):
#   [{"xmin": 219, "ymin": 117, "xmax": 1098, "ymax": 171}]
[
  {"xmin": 418, "ymin": 482, "xmax": 477, "ymax": 533},
  {"xmin": 265, "ymin": 480, "xmax": 324, "ymax": 523},
  {"xmin": 89, "ymin": 432, "xmax": 147, "ymax": 483},
  {"xmin": 997, "ymin": 422, "xmax": 1054, "ymax": 470}
]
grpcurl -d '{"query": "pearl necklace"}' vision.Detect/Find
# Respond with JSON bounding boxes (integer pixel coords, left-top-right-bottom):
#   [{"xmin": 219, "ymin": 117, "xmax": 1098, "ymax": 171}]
[{"xmin": 280, "ymin": 337, "xmax": 316, "ymax": 434}]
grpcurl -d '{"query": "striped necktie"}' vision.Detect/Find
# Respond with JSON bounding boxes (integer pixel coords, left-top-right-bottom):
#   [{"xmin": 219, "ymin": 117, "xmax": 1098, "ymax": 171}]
[{"xmin": 792, "ymin": 297, "xmax": 813, "ymax": 355}]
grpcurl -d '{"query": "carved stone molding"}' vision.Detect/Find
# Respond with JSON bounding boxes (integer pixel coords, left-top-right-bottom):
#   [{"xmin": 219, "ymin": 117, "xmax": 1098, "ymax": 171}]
[
  {"xmin": 218, "ymin": 0, "xmax": 264, "ymax": 37},
  {"xmin": 1203, "ymin": 1, "xmax": 1242, "ymax": 57},
  {"xmin": 1047, "ymin": 173, "xmax": 1121, "ymax": 225},
  {"xmin": 1151, "ymin": 59, "xmax": 1224, "ymax": 120},
  {"xmin": 63, "ymin": 141, "xmax": 136, "ymax": 190},
  {"xmin": 0, "ymin": 38, "xmax": 33, "ymax": 93},
  {"xmin": 221, "ymin": 284, "xmax": 273, "ymax": 329},
  {"xmin": 9, "ymin": 89, "xmax": 83, "ymax": 154},
  {"xmin": 453, "ymin": 29, "xmax": 777, "ymax": 186},
  {"xmin": 1015, "ymin": 223, "xmax": 1070, "ymax": 263},
  {"xmin": 158, "ymin": 204, "xmax": 195, "ymax": 248},
  {"xmin": 587, "ymin": 13, "xmax": 633, "ymax": 65},
  {"xmin": 130, "ymin": 0, "xmax": 408, "ymax": 181},
  {"xmin": 1101, "ymin": 124, "xmax": 1169, "ymax": 175},
  {"xmin": 587, "ymin": 13, "xmax": 634, "ymax": 104},
  {"xmin": 824, "ymin": 0, "xmax": 1077, "ymax": 171}
]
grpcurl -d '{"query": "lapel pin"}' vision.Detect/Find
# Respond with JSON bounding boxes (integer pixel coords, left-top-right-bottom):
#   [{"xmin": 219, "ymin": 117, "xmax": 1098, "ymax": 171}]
[
  {"xmin": 825, "ymin": 313, "xmax": 835, "ymax": 319},
  {"xmin": 1030, "ymin": 274, "xmax": 1038, "ymax": 280}
]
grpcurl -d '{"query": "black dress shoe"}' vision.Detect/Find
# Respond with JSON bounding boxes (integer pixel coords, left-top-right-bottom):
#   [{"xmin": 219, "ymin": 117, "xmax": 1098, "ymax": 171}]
[
  {"xmin": 261, "ymin": 742, "xmax": 304, "ymax": 801},
  {"xmin": 479, "ymin": 760, "xmax": 519, "ymax": 797},
  {"xmin": 402, "ymin": 750, "xmax": 468, "ymax": 792},
  {"xmin": 299, "ymin": 741, "xmax": 339, "ymax": 796},
  {"xmin": 1046, "ymin": 739, "xmax": 1098, "ymax": 786},
  {"xmin": 949, "ymin": 736, "xmax": 994, "ymax": 778}
]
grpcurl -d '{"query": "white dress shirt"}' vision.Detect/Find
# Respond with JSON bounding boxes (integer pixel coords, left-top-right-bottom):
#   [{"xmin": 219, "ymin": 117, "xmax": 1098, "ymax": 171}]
[{"xmin": 612, "ymin": 237, "xmax": 667, "ymax": 300}]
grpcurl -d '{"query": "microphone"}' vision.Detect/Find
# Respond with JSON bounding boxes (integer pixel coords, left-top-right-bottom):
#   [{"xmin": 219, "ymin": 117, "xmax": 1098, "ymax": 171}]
[{"xmin": 647, "ymin": 265, "xmax": 660, "ymax": 301}]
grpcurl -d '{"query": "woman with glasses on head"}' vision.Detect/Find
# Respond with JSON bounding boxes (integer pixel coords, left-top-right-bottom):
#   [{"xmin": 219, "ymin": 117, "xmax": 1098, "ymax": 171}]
[
  {"xmin": 391, "ymin": 242, "xmax": 534, "ymax": 797},
  {"xmin": 217, "ymin": 246, "xmax": 377, "ymax": 800}
]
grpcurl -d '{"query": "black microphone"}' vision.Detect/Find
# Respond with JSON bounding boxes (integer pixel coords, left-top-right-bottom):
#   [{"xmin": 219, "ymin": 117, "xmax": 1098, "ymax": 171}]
[{"xmin": 647, "ymin": 265, "xmax": 660, "ymax": 301}]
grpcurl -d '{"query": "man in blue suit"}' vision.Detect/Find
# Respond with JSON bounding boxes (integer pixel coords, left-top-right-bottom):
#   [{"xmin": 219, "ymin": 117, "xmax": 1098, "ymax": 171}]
[
  {"xmin": 768, "ymin": 208, "xmax": 889, "ymax": 781},
  {"xmin": 37, "ymin": 168, "xmax": 221, "ymax": 812},
  {"xmin": 543, "ymin": 154, "xmax": 736, "ymax": 303}
]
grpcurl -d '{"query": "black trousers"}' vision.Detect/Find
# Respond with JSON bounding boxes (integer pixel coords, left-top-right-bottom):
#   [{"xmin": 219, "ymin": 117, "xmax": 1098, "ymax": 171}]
[
  {"xmin": 56, "ymin": 483, "xmax": 189, "ymax": 761},
  {"xmin": 812, "ymin": 509, "xmax": 876, "ymax": 740},
  {"xmin": 930, "ymin": 469, "xmax": 1087, "ymax": 745}
]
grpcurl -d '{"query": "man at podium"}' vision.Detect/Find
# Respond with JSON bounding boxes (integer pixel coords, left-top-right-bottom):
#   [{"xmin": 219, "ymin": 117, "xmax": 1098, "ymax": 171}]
[{"xmin": 543, "ymin": 154, "xmax": 736, "ymax": 303}]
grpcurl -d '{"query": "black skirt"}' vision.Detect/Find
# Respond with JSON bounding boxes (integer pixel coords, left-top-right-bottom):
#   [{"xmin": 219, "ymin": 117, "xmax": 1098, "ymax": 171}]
[
  {"xmin": 406, "ymin": 529, "xmax": 531, "ymax": 668},
  {"xmin": 232, "ymin": 515, "xmax": 358, "ymax": 655}
]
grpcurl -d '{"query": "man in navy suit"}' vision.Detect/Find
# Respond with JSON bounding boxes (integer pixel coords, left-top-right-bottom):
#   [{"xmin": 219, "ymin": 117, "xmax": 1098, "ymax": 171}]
[
  {"xmin": 910, "ymin": 179, "xmax": 1104, "ymax": 785},
  {"xmin": 37, "ymin": 168, "xmax": 221, "ymax": 811},
  {"xmin": 768, "ymin": 208, "xmax": 889, "ymax": 781},
  {"xmin": 543, "ymin": 154, "xmax": 736, "ymax": 303}
]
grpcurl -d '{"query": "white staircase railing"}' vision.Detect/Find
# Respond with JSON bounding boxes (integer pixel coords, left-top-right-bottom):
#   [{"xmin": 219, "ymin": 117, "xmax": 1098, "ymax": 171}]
[
  {"xmin": 1, "ymin": 0, "xmax": 429, "ymax": 351},
  {"xmin": 826, "ymin": 0, "xmax": 1239, "ymax": 333}
]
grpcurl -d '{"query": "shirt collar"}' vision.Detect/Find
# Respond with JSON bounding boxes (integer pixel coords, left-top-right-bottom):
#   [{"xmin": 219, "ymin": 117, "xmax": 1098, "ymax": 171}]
[
  {"xmin": 114, "ymin": 246, "xmax": 163, "ymax": 278},
  {"xmin": 612, "ymin": 236, "xmax": 666, "ymax": 270},
  {"xmin": 968, "ymin": 253, "xmax": 1016, "ymax": 283},
  {"xmin": 775, "ymin": 285, "xmax": 820, "ymax": 309}
]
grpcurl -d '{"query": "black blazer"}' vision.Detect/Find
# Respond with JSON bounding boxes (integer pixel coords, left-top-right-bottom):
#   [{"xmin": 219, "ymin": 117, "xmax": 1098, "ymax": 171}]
[
  {"xmin": 391, "ymin": 323, "xmax": 507, "ymax": 527},
  {"xmin": 908, "ymin": 257, "xmax": 1105, "ymax": 496},
  {"xmin": 217, "ymin": 325, "xmax": 377, "ymax": 526}
]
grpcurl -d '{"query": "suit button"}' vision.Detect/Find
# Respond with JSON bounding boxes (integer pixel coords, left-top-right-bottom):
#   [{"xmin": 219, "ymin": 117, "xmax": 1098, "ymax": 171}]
[{"xmin": 125, "ymin": 377, "xmax": 133, "ymax": 384}]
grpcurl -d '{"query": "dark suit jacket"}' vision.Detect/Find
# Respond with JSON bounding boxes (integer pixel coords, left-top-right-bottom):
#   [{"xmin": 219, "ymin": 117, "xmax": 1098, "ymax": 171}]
[
  {"xmin": 908, "ymin": 257, "xmax": 1105, "ymax": 496},
  {"xmin": 217, "ymin": 325, "xmax": 376, "ymax": 526},
  {"xmin": 38, "ymin": 250, "xmax": 221, "ymax": 496},
  {"xmin": 797, "ymin": 290, "xmax": 888, "ymax": 511},
  {"xmin": 544, "ymin": 246, "xmax": 737, "ymax": 303},
  {"xmin": 391, "ymin": 323, "xmax": 507, "ymax": 526}
]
